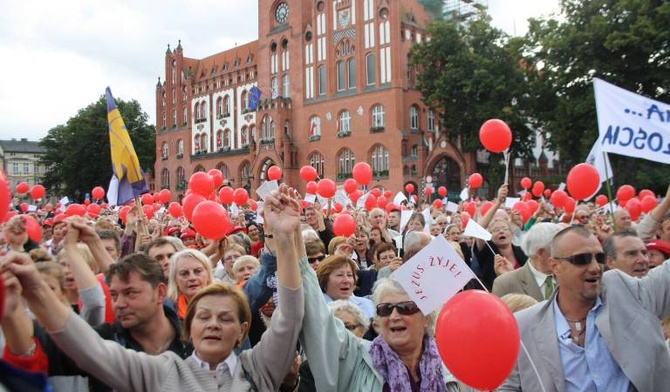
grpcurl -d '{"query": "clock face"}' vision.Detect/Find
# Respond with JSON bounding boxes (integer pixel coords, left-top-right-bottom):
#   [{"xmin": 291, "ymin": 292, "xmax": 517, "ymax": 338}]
[{"xmin": 276, "ymin": 2, "xmax": 289, "ymax": 23}]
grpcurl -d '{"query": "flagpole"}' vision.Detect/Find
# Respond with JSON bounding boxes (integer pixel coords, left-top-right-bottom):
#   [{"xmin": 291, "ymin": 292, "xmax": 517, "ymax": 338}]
[{"xmin": 602, "ymin": 152, "xmax": 617, "ymax": 231}]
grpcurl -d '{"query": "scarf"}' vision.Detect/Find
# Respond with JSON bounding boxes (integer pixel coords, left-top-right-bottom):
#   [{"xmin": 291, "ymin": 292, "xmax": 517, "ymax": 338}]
[
  {"xmin": 370, "ymin": 334, "xmax": 447, "ymax": 392},
  {"xmin": 177, "ymin": 293, "xmax": 188, "ymax": 320}
]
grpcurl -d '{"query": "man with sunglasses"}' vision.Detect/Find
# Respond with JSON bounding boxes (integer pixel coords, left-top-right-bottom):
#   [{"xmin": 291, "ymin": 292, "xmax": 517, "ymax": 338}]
[{"xmin": 501, "ymin": 225, "xmax": 670, "ymax": 392}]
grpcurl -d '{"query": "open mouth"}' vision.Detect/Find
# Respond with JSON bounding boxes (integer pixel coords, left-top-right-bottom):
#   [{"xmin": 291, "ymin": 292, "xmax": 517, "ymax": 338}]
[
  {"xmin": 584, "ymin": 277, "xmax": 599, "ymax": 284},
  {"xmin": 203, "ymin": 336, "xmax": 221, "ymax": 341},
  {"xmin": 389, "ymin": 327, "xmax": 407, "ymax": 333}
]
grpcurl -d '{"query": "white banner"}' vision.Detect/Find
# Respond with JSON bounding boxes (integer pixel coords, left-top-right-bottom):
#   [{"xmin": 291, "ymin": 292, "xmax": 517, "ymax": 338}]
[
  {"xmin": 394, "ymin": 235, "xmax": 475, "ymax": 315},
  {"xmin": 594, "ymin": 78, "xmax": 670, "ymax": 164}
]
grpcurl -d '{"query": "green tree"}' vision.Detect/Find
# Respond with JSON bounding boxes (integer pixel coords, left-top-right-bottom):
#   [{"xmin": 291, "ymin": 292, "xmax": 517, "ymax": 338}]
[
  {"xmin": 40, "ymin": 95, "xmax": 155, "ymax": 200},
  {"xmin": 524, "ymin": 0, "xmax": 670, "ymax": 192},
  {"xmin": 411, "ymin": 16, "xmax": 537, "ymax": 176}
]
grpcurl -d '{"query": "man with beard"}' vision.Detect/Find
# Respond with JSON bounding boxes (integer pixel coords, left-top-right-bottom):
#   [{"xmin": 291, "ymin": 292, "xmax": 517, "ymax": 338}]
[{"xmin": 500, "ymin": 225, "xmax": 670, "ymax": 391}]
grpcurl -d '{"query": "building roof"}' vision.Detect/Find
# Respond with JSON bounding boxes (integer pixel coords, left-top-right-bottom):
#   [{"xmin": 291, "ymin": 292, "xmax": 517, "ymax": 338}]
[
  {"xmin": 0, "ymin": 139, "xmax": 45, "ymax": 154},
  {"xmin": 188, "ymin": 41, "xmax": 259, "ymax": 84}
]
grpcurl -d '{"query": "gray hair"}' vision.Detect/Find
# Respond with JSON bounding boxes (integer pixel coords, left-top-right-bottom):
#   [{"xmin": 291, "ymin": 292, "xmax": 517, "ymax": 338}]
[
  {"xmin": 371, "ymin": 278, "xmax": 408, "ymax": 307},
  {"xmin": 521, "ymin": 222, "xmax": 562, "ymax": 257},
  {"xmin": 166, "ymin": 249, "xmax": 214, "ymax": 301},
  {"xmin": 328, "ymin": 300, "xmax": 370, "ymax": 331},
  {"xmin": 602, "ymin": 228, "xmax": 639, "ymax": 259},
  {"xmin": 403, "ymin": 231, "xmax": 431, "ymax": 260}
]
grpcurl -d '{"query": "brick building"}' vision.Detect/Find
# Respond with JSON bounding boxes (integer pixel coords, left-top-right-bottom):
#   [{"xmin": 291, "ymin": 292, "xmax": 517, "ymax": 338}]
[{"xmin": 155, "ymin": 0, "xmax": 550, "ymax": 201}]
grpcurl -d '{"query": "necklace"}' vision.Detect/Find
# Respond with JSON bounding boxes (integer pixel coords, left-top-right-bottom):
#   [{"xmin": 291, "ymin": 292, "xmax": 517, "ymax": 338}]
[
  {"xmin": 571, "ymin": 328, "xmax": 586, "ymax": 345},
  {"xmin": 564, "ymin": 316, "xmax": 586, "ymax": 332}
]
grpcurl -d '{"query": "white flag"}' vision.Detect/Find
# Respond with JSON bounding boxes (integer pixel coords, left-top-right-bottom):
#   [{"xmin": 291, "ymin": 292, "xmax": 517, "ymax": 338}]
[
  {"xmin": 393, "ymin": 191, "xmax": 408, "ymax": 205},
  {"xmin": 463, "ymin": 219, "xmax": 492, "ymax": 241},
  {"xmin": 256, "ymin": 180, "xmax": 279, "ymax": 201},
  {"xmin": 459, "ymin": 187, "xmax": 469, "ymax": 201},
  {"xmin": 585, "ymin": 139, "xmax": 614, "ymax": 199},
  {"xmin": 393, "ymin": 235, "xmax": 475, "ymax": 315}
]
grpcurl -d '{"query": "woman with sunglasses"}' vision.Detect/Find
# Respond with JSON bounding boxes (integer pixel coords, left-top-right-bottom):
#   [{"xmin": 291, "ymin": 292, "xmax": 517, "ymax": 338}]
[{"xmin": 298, "ymin": 227, "xmax": 461, "ymax": 391}]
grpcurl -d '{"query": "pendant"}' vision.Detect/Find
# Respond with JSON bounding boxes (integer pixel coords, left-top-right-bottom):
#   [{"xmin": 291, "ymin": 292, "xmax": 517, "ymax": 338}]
[{"xmin": 574, "ymin": 321, "xmax": 582, "ymax": 332}]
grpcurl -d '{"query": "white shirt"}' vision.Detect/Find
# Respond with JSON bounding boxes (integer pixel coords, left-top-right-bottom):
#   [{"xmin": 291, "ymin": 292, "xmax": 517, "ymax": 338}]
[
  {"xmin": 191, "ymin": 350, "xmax": 238, "ymax": 379},
  {"xmin": 528, "ymin": 261, "xmax": 553, "ymax": 299}
]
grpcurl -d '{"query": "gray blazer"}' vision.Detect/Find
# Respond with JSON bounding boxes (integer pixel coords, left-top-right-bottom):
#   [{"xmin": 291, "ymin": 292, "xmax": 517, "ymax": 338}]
[
  {"xmin": 499, "ymin": 261, "xmax": 670, "ymax": 392},
  {"xmin": 491, "ymin": 262, "xmax": 544, "ymax": 302}
]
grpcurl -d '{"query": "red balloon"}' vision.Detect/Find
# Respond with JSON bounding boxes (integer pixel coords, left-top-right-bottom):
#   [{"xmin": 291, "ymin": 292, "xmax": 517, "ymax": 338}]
[
  {"xmin": 118, "ymin": 206, "xmax": 131, "ymax": 223},
  {"xmin": 405, "ymin": 184, "xmax": 415, "ymax": 194},
  {"xmin": 365, "ymin": 195, "xmax": 378, "ymax": 211},
  {"xmin": 513, "ymin": 202, "xmax": 531, "ymax": 223},
  {"xmin": 461, "ymin": 212, "xmax": 471, "ymax": 228},
  {"xmin": 469, "ymin": 173, "xmax": 483, "ymax": 189},
  {"xmin": 596, "ymin": 194, "xmax": 609, "ymax": 207},
  {"xmin": 333, "ymin": 202, "xmax": 344, "ymax": 213},
  {"xmin": 158, "ymin": 189, "xmax": 172, "ymax": 204},
  {"xmin": 317, "ymin": 179, "xmax": 336, "ymax": 199},
  {"xmin": 24, "ymin": 215, "xmax": 42, "ymax": 243},
  {"xmin": 626, "ymin": 198, "xmax": 642, "ymax": 221},
  {"xmin": 305, "ymin": 181, "xmax": 317, "ymax": 195},
  {"xmin": 352, "ymin": 162, "xmax": 373, "ymax": 186},
  {"xmin": 189, "ymin": 172, "xmax": 215, "ymax": 197},
  {"xmin": 438, "ymin": 186, "xmax": 448, "ymax": 198},
  {"xmin": 30, "ymin": 185, "xmax": 46, "ymax": 200},
  {"xmin": 249, "ymin": 199, "xmax": 258, "ymax": 211},
  {"xmin": 543, "ymin": 189, "xmax": 552, "ymax": 198},
  {"xmin": 91, "ymin": 186, "xmax": 105, "ymax": 200},
  {"xmin": 638, "ymin": 189, "xmax": 655, "ymax": 201},
  {"xmin": 84, "ymin": 199, "xmax": 91, "ymax": 206},
  {"xmin": 344, "ymin": 179, "xmax": 357, "ymax": 194},
  {"xmin": 370, "ymin": 188, "xmax": 382, "ymax": 198},
  {"xmin": 566, "ymin": 163, "xmax": 600, "ymax": 200},
  {"xmin": 377, "ymin": 196, "xmax": 388, "ymax": 208},
  {"xmin": 208, "ymin": 169, "xmax": 225, "ymax": 188},
  {"xmin": 520, "ymin": 177, "xmax": 532, "ymax": 190},
  {"xmin": 640, "ymin": 195, "xmax": 658, "ymax": 213},
  {"xmin": 182, "ymin": 194, "xmax": 206, "ymax": 221},
  {"xmin": 564, "ymin": 197, "xmax": 576, "ymax": 214},
  {"xmin": 464, "ymin": 201, "xmax": 476, "ymax": 217},
  {"xmin": 526, "ymin": 199, "xmax": 540, "ymax": 214},
  {"xmin": 522, "ymin": 192, "xmax": 533, "ymax": 201},
  {"xmin": 333, "ymin": 214, "xmax": 356, "ymax": 237},
  {"xmin": 481, "ymin": 201, "xmax": 494, "ymax": 216},
  {"xmin": 20, "ymin": 203, "xmax": 29, "ymax": 213},
  {"xmin": 233, "ymin": 188, "xmax": 249, "ymax": 206},
  {"xmin": 425, "ymin": 187, "xmax": 434, "ymax": 196},
  {"xmin": 218, "ymin": 186, "xmax": 234, "ymax": 205},
  {"xmin": 168, "ymin": 202, "xmax": 183, "ymax": 218},
  {"xmin": 433, "ymin": 199, "xmax": 444, "ymax": 210},
  {"xmin": 479, "ymin": 119, "xmax": 513, "ymax": 153},
  {"xmin": 0, "ymin": 170, "xmax": 10, "ymax": 222},
  {"xmin": 87, "ymin": 203, "xmax": 101, "ymax": 217},
  {"xmin": 300, "ymin": 166, "xmax": 318, "ymax": 181},
  {"xmin": 267, "ymin": 166, "xmax": 283, "ymax": 181},
  {"xmin": 53, "ymin": 213, "xmax": 66, "ymax": 223},
  {"xmin": 436, "ymin": 291, "xmax": 520, "ymax": 391},
  {"xmin": 616, "ymin": 185, "xmax": 636, "ymax": 203},
  {"xmin": 531, "ymin": 181, "xmax": 545, "ymax": 198},
  {"xmin": 384, "ymin": 190, "xmax": 393, "ymax": 199},
  {"xmin": 192, "ymin": 201, "xmax": 231, "ymax": 240},
  {"xmin": 66, "ymin": 204, "xmax": 86, "ymax": 217},
  {"xmin": 16, "ymin": 182, "xmax": 29, "ymax": 194},
  {"xmin": 550, "ymin": 190, "xmax": 568, "ymax": 208},
  {"xmin": 141, "ymin": 193, "xmax": 154, "ymax": 206},
  {"xmin": 350, "ymin": 189, "xmax": 364, "ymax": 204},
  {"xmin": 142, "ymin": 204, "xmax": 155, "ymax": 220}
]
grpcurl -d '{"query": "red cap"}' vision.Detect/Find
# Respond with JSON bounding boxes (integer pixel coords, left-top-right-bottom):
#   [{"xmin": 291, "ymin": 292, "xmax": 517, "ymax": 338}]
[
  {"xmin": 166, "ymin": 226, "xmax": 180, "ymax": 236},
  {"xmin": 646, "ymin": 239, "xmax": 670, "ymax": 258},
  {"xmin": 227, "ymin": 225, "xmax": 247, "ymax": 235},
  {"xmin": 180, "ymin": 228, "xmax": 196, "ymax": 239}
]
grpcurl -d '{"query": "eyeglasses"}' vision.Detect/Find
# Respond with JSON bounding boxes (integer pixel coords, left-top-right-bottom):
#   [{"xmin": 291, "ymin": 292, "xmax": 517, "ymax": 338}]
[
  {"xmin": 376, "ymin": 301, "xmax": 421, "ymax": 317},
  {"xmin": 344, "ymin": 323, "xmax": 362, "ymax": 331},
  {"xmin": 555, "ymin": 252, "xmax": 606, "ymax": 265},
  {"xmin": 308, "ymin": 255, "xmax": 326, "ymax": 264}
]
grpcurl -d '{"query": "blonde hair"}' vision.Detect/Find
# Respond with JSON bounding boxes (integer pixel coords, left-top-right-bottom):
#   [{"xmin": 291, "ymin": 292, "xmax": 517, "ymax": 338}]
[
  {"xmin": 57, "ymin": 243, "xmax": 98, "ymax": 274},
  {"xmin": 500, "ymin": 293, "xmax": 538, "ymax": 313},
  {"xmin": 167, "ymin": 249, "xmax": 215, "ymax": 301},
  {"xmin": 232, "ymin": 255, "xmax": 260, "ymax": 275}
]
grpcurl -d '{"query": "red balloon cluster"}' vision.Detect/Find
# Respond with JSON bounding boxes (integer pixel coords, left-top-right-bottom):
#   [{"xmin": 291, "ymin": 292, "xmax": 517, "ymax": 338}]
[
  {"xmin": 550, "ymin": 190, "xmax": 568, "ymax": 207},
  {"xmin": 158, "ymin": 189, "xmax": 172, "ymax": 204},
  {"xmin": 436, "ymin": 291, "xmax": 520, "ymax": 391},
  {"xmin": 218, "ymin": 187, "xmax": 234, "ymax": 204},
  {"xmin": 190, "ymin": 172, "xmax": 215, "ymax": 197},
  {"xmin": 168, "ymin": 202, "xmax": 183, "ymax": 218},
  {"xmin": 531, "ymin": 181, "xmax": 545, "ymax": 198},
  {"xmin": 479, "ymin": 119, "xmax": 512, "ymax": 153},
  {"xmin": 616, "ymin": 185, "xmax": 636, "ymax": 203},
  {"xmin": 233, "ymin": 188, "xmax": 249, "ymax": 205},
  {"xmin": 208, "ymin": 169, "xmax": 225, "ymax": 188},
  {"xmin": 183, "ymin": 194, "xmax": 206, "ymax": 221},
  {"xmin": 344, "ymin": 179, "xmax": 357, "ymax": 194}
]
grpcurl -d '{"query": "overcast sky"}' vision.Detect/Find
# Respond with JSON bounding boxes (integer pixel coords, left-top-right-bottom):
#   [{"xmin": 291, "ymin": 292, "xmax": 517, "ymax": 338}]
[{"xmin": 0, "ymin": 0, "xmax": 559, "ymax": 142}]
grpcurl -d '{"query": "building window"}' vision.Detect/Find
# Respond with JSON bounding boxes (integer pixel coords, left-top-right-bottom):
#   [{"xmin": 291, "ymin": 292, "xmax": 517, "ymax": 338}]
[
  {"xmin": 13, "ymin": 163, "xmax": 18, "ymax": 174},
  {"xmin": 177, "ymin": 139, "xmax": 184, "ymax": 155},
  {"xmin": 241, "ymin": 90, "xmax": 249, "ymax": 110},
  {"xmin": 318, "ymin": 66, "xmax": 327, "ymax": 96},
  {"xmin": 337, "ymin": 61, "xmax": 346, "ymax": 91},
  {"xmin": 172, "ymin": 110, "xmax": 177, "ymax": 127},
  {"xmin": 348, "ymin": 58, "xmax": 357, "ymax": 89},
  {"xmin": 271, "ymin": 77, "xmax": 279, "ymax": 98},
  {"xmin": 224, "ymin": 130, "xmax": 231, "ymax": 147},
  {"xmin": 241, "ymin": 127, "xmax": 249, "ymax": 145},
  {"xmin": 371, "ymin": 144, "xmax": 390, "ymax": 175},
  {"xmin": 372, "ymin": 104, "xmax": 385, "ymax": 128},
  {"xmin": 216, "ymin": 97, "xmax": 223, "ymax": 117},
  {"xmin": 176, "ymin": 166, "xmax": 186, "ymax": 187},
  {"xmin": 223, "ymin": 96, "xmax": 230, "ymax": 115},
  {"xmin": 339, "ymin": 110, "xmax": 351, "ymax": 134},
  {"xmin": 410, "ymin": 105, "xmax": 419, "ymax": 130},
  {"xmin": 282, "ymin": 74, "xmax": 290, "ymax": 97},
  {"xmin": 411, "ymin": 145, "xmax": 418, "ymax": 157},
  {"xmin": 427, "ymin": 109, "xmax": 435, "ymax": 132},
  {"xmin": 201, "ymin": 101, "xmax": 208, "ymax": 118},
  {"xmin": 162, "ymin": 142, "xmax": 169, "ymax": 158},
  {"xmin": 183, "ymin": 107, "xmax": 188, "ymax": 124},
  {"xmin": 309, "ymin": 116, "xmax": 321, "ymax": 139},
  {"xmin": 217, "ymin": 131, "xmax": 224, "ymax": 149},
  {"xmin": 162, "ymin": 168, "xmax": 170, "ymax": 189},
  {"xmin": 338, "ymin": 149, "xmax": 355, "ymax": 179},
  {"xmin": 366, "ymin": 53, "xmax": 376, "ymax": 85},
  {"xmin": 23, "ymin": 163, "xmax": 29, "ymax": 174},
  {"xmin": 309, "ymin": 152, "xmax": 325, "ymax": 178},
  {"xmin": 270, "ymin": 121, "xmax": 276, "ymax": 139}
]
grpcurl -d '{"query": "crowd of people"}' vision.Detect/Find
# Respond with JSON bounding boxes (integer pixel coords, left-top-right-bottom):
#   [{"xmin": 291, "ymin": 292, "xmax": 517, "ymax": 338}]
[{"xmin": 1, "ymin": 178, "xmax": 670, "ymax": 391}]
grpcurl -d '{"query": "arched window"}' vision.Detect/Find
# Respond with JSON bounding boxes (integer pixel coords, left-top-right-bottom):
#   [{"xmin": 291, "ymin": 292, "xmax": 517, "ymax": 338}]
[
  {"xmin": 183, "ymin": 107, "xmax": 188, "ymax": 124},
  {"xmin": 339, "ymin": 110, "xmax": 351, "ymax": 134},
  {"xmin": 282, "ymin": 74, "xmax": 290, "ymax": 97},
  {"xmin": 241, "ymin": 90, "xmax": 249, "ymax": 110},
  {"xmin": 216, "ymin": 130, "xmax": 224, "ymax": 150},
  {"xmin": 194, "ymin": 102, "xmax": 200, "ymax": 119},
  {"xmin": 223, "ymin": 96, "xmax": 231, "ymax": 115},
  {"xmin": 309, "ymin": 116, "xmax": 321, "ymax": 138},
  {"xmin": 427, "ymin": 109, "xmax": 435, "ymax": 132},
  {"xmin": 172, "ymin": 110, "xmax": 177, "ymax": 127},
  {"xmin": 177, "ymin": 139, "xmax": 184, "ymax": 155},
  {"xmin": 176, "ymin": 166, "xmax": 186, "ymax": 187},
  {"xmin": 284, "ymin": 120, "xmax": 291, "ymax": 136},
  {"xmin": 194, "ymin": 135, "xmax": 201, "ymax": 152},
  {"xmin": 348, "ymin": 58, "xmax": 357, "ymax": 89},
  {"xmin": 338, "ymin": 148, "xmax": 355, "ymax": 178},
  {"xmin": 366, "ymin": 53, "xmax": 376, "ymax": 85},
  {"xmin": 216, "ymin": 97, "xmax": 223, "ymax": 117},
  {"xmin": 269, "ymin": 121, "xmax": 276, "ymax": 140},
  {"xmin": 241, "ymin": 162, "xmax": 252, "ymax": 183},
  {"xmin": 337, "ymin": 61, "xmax": 346, "ymax": 91},
  {"xmin": 200, "ymin": 134, "xmax": 208, "ymax": 152},
  {"xmin": 309, "ymin": 152, "xmax": 325, "ymax": 178},
  {"xmin": 161, "ymin": 168, "xmax": 170, "ymax": 189},
  {"xmin": 318, "ymin": 66, "xmax": 327, "ymax": 96},
  {"xmin": 201, "ymin": 101, "xmax": 208, "ymax": 118},
  {"xmin": 410, "ymin": 105, "xmax": 419, "ymax": 130},
  {"xmin": 371, "ymin": 145, "xmax": 390, "ymax": 175},
  {"xmin": 271, "ymin": 77, "xmax": 279, "ymax": 98},
  {"xmin": 372, "ymin": 104, "xmax": 385, "ymax": 128},
  {"xmin": 216, "ymin": 163, "xmax": 230, "ymax": 181},
  {"xmin": 224, "ymin": 129, "xmax": 231, "ymax": 148},
  {"xmin": 241, "ymin": 126, "xmax": 249, "ymax": 146},
  {"xmin": 162, "ymin": 142, "xmax": 169, "ymax": 158}
]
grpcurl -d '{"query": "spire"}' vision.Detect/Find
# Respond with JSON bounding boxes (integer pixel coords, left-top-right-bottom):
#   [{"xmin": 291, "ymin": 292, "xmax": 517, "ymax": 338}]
[
  {"xmin": 156, "ymin": 76, "xmax": 162, "ymax": 87},
  {"xmin": 166, "ymin": 44, "xmax": 172, "ymax": 54},
  {"xmin": 176, "ymin": 39, "xmax": 183, "ymax": 51}
]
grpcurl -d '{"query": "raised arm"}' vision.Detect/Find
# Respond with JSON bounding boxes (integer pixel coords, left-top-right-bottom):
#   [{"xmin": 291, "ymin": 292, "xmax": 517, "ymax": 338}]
[
  {"xmin": 475, "ymin": 183, "xmax": 508, "ymax": 251},
  {"xmin": 637, "ymin": 184, "xmax": 670, "ymax": 240},
  {"xmin": 69, "ymin": 218, "xmax": 117, "ymax": 275}
]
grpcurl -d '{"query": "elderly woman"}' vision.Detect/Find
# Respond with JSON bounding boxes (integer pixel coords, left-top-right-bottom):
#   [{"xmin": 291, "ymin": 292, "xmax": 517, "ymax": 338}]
[
  {"xmin": 167, "ymin": 249, "xmax": 215, "ymax": 319},
  {"xmin": 232, "ymin": 255, "xmax": 260, "ymax": 284},
  {"xmin": 316, "ymin": 255, "xmax": 375, "ymax": 318},
  {"xmin": 298, "ymin": 235, "xmax": 461, "ymax": 392},
  {"xmin": 1, "ymin": 183, "xmax": 304, "ymax": 392}
]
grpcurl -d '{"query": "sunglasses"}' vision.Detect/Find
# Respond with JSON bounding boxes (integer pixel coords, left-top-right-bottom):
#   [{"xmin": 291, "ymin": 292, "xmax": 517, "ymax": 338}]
[
  {"xmin": 376, "ymin": 301, "xmax": 421, "ymax": 317},
  {"xmin": 308, "ymin": 255, "xmax": 326, "ymax": 264},
  {"xmin": 555, "ymin": 252, "xmax": 606, "ymax": 265}
]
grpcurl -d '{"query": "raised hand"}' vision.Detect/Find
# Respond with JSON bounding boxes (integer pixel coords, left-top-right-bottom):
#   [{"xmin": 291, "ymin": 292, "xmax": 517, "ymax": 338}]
[{"xmin": 263, "ymin": 184, "xmax": 301, "ymax": 236}]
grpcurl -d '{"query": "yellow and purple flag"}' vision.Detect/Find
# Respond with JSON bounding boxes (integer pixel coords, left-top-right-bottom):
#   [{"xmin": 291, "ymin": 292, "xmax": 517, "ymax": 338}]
[{"xmin": 106, "ymin": 87, "xmax": 148, "ymax": 206}]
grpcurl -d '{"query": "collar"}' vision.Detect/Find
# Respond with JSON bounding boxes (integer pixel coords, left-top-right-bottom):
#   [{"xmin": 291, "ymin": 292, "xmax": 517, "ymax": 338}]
[
  {"xmin": 552, "ymin": 294, "xmax": 603, "ymax": 340},
  {"xmin": 528, "ymin": 261, "xmax": 550, "ymax": 287},
  {"xmin": 191, "ymin": 350, "xmax": 237, "ymax": 378}
]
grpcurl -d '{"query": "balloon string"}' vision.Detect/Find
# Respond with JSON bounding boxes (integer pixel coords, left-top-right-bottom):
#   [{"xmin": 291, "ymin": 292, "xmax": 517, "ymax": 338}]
[
  {"xmin": 503, "ymin": 150, "xmax": 511, "ymax": 185},
  {"xmin": 520, "ymin": 340, "xmax": 548, "ymax": 392}
]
